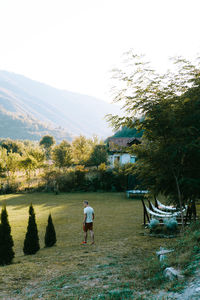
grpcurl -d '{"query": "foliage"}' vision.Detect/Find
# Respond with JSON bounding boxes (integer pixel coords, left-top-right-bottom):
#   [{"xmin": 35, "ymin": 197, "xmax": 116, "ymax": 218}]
[
  {"xmin": 45, "ymin": 214, "xmax": 56, "ymax": 247},
  {"xmin": 72, "ymin": 135, "xmax": 93, "ymax": 165},
  {"xmin": 110, "ymin": 126, "xmax": 143, "ymax": 138},
  {"xmin": 0, "ymin": 139, "xmax": 24, "ymax": 155},
  {"xmin": 0, "ymin": 148, "xmax": 21, "ymax": 189},
  {"xmin": 0, "ymin": 206, "xmax": 15, "ymax": 265},
  {"xmin": 23, "ymin": 204, "xmax": 40, "ymax": 255},
  {"xmin": 163, "ymin": 218, "xmax": 178, "ymax": 232},
  {"xmin": 39, "ymin": 135, "xmax": 55, "ymax": 159},
  {"xmin": 0, "ymin": 108, "xmax": 72, "ymax": 142},
  {"xmin": 42, "ymin": 162, "xmax": 136, "ymax": 193},
  {"xmin": 27, "ymin": 146, "xmax": 45, "ymax": 168},
  {"xmin": 52, "ymin": 140, "xmax": 72, "ymax": 168},
  {"xmin": 148, "ymin": 218, "xmax": 159, "ymax": 230},
  {"xmin": 87, "ymin": 144, "xmax": 108, "ymax": 167},
  {"xmin": 19, "ymin": 155, "xmax": 37, "ymax": 185},
  {"xmin": 107, "ymin": 52, "xmax": 200, "ymax": 226}
]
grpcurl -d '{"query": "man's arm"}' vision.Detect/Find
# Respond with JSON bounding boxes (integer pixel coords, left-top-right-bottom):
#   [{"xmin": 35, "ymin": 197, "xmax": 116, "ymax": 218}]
[{"xmin": 92, "ymin": 211, "xmax": 94, "ymax": 221}]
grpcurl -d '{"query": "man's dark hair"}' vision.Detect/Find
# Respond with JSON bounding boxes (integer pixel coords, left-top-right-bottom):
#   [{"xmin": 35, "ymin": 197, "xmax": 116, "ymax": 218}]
[{"xmin": 84, "ymin": 201, "xmax": 88, "ymax": 205}]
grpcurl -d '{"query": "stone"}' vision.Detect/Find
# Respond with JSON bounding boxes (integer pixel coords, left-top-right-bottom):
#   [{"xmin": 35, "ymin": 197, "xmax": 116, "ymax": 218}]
[{"xmin": 163, "ymin": 267, "xmax": 184, "ymax": 281}]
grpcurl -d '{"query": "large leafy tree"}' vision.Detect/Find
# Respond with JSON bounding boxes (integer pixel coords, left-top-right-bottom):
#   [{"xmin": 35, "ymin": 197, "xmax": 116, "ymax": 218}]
[
  {"xmin": 72, "ymin": 135, "xmax": 92, "ymax": 165},
  {"xmin": 107, "ymin": 51, "xmax": 200, "ymax": 226},
  {"xmin": 52, "ymin": 140, "xmax": 72, "ymax": 168},
  {"xmin": 87, "ymin": 144, "xmax": 108, "ymax": 168},
  {"xmin": 39, "ymin": 135, "xmax": 55, "ymax": 159},
  {"xmin": 27, "ymin": 146, "xmax": 45, "ymax": 169},
  {"xmin": 0, "ymin": 149, "xmax": 21, "ymax": 188},
  {"xmin": 19, "ymin": 155, "xmax": 37, "ymax": 186},
  {"xmin": 0, "ymin": 139, "xmax": 24, "ymax": 155}
]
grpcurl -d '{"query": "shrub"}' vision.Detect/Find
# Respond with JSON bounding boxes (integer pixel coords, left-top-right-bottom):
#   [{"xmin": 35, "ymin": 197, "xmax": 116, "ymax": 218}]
[
  {"xmin": 45, "ymin": 214, "xmax": 56, "ymax": 247},
  {"xmin": 0, "ymin": 206, "xmax": 15, "ymax": 265},
  {"xmin": 149, "ymin": 219, "xmax": 160, "ymax": 230},
  {"xmin": 23, "ymin": 204, "xmax": 40, "ymax": 255},
  {"xmin": 164, "ymin": 218, "xmax": 178, "ymax": 232}
]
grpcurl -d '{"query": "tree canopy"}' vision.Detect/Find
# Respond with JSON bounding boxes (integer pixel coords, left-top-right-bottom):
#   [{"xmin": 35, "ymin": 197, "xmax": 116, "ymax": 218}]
[
  {"xmin": 107, "ymin": 51, "xmax": 200, "ymax": 217},
  {"xmin": 52, "ymin": 140, "xmax": 72, "ymax": 168}
]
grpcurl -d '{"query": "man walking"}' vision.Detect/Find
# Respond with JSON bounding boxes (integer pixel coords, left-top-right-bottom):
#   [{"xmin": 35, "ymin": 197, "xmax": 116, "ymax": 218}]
[{"xmin": 81, "ymin": 201, "xmax": 94, "ymax": 245}]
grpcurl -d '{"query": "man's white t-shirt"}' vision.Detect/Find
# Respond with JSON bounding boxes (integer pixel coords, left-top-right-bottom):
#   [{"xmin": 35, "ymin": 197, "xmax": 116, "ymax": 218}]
[{"xmin": 84, "ymin": 206, "xmax": 94, "ymax": 223}]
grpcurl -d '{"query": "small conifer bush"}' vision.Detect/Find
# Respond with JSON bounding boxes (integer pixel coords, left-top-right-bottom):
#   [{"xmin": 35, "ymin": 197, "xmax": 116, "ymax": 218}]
[
  {"xmin": 45, "ymin": 214, "xmax": 56, "ymax": 247},
  {"xmin": 23, "ymin": 204, "xmax": 40, "ymax": 255},
  {"xmin": 0, "ymin": 206, "xmax": 15, "ymax": 265}
]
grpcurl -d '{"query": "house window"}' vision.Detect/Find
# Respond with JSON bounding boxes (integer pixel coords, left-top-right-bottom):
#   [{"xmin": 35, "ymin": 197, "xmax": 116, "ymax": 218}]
[{"xmin": 130, "ymin": 156, "xmax": 136, "ymax": 163}]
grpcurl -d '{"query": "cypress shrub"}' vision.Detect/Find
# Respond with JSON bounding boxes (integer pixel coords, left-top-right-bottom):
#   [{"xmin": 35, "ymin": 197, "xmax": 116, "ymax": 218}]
[
  {"xmin": 45, "ymin": 214, "xmax": 56, "ymax": 247},
  {"xmin": 0, "ymin": 206, "xmax": 15, "ymax": 265},
  {"xmin": 23, "ymin": 204, "xmax": 40, "ymax": 255}
]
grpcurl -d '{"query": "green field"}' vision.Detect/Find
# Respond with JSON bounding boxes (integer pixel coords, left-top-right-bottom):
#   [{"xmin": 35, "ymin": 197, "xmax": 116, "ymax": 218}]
[{"xmin": 0, "ymin": 193, "xmax": 197, "ymax": 299}]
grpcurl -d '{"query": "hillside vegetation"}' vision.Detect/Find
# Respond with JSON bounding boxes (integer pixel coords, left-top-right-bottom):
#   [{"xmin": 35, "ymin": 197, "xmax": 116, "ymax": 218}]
[
  {"xmin": 0, "ymin": 71, "xmax": 120, "ymax": 140},
  {"xmin": 0, "ymin": 108, "xmax": 72, "ymax": 142}
]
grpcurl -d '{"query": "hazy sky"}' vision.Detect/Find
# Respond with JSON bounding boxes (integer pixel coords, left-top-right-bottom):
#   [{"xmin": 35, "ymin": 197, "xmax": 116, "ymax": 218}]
[{"xmin": 0, "ymin": 0, "xmax": 199, "ymax": 101}]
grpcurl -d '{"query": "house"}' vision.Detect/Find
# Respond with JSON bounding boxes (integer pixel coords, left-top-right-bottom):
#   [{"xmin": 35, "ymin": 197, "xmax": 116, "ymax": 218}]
[{"xmin": 107, "ymin": 137, "xmax": 141, "ymax": 167}]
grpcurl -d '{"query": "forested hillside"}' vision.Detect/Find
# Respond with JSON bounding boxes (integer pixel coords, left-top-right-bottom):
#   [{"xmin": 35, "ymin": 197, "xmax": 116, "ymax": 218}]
[
  {"xmin": 0, "ymin": 71, "xmax": 120, "ymax": 140},
  {"xmin": 0, "ymin": 107, "xmax": 72, "ymax": 142}
]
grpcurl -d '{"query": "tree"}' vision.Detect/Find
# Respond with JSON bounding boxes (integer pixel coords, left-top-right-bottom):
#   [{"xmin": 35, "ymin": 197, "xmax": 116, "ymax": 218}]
[
  {"xmin": 87, "ymin": 144, "xmax": 108, "ymax": 168},
  {"xmin": 0, "ymin": 150, "xmax": 21, "ymax": 188},
  {"xmin": 72, "ymin": 135, "xmax": 92, "ymax": 165},
  {"xmin": 0, "ymin": 139, "xmax": 24, "ymax": 155},
  {"xmin": 23, "ymin": 204, "xmax": 40, "ymax": 255},
  {"xmin": 19, "ymin": 155, "xmax": 37, "ymax": 186},
  {"xmin": 0, "ymin": 206, "xmax": 15, "ymax": 265},
  {"xmin": 39, "ymin": 135, "xmax": 55, "ymax": 159},
  {"xmin": 107, "ymin": 51, "xmax": 200, "ymax": 227},
  {"xmin": 0, "ymin": 148, "xmax": 7, "ymax": 178},
  {"xmin": 52, "ymin": 140, "xmax": 72, "ymax": 168},
  {"xmin": 45, "ymin": 214, "xmax": 56, "ymax": 247},
  {"xmin": 27, "ymin": 146, "xmax": 45, "ymax": 169}
]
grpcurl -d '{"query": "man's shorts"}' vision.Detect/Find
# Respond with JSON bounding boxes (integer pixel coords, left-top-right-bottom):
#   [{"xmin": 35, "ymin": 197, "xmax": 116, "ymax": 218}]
[{"xmin": 83, "ymin": 222, "xmax": 93, "ymax": 232}]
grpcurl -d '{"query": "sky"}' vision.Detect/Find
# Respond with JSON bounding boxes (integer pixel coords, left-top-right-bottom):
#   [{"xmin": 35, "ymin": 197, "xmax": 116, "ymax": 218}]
[{"xmin": 0, "ymin": 0, "xmax": 199, "ymax": 102}]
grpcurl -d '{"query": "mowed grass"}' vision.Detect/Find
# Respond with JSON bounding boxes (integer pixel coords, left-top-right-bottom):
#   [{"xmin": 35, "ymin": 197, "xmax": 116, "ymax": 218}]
[{"xmin": 0, "ymin": 193, "xmax": 198, "ymax": 300}]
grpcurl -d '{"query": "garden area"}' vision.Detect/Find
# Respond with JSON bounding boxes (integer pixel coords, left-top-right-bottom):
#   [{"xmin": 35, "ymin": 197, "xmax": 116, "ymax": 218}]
[{"xmin": 0, "ymin": 192, "xmax": 199, "ymax": 299}]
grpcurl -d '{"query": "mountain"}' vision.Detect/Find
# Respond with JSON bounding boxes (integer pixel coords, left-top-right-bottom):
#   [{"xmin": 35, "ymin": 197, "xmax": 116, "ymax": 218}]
[
  {"xmin": 0, "ymin": 106, "xmax": 72, "ymax": 142},
  {"xmin": 0, "ymin": 71, "xmax": 120, "ymax": 141}
]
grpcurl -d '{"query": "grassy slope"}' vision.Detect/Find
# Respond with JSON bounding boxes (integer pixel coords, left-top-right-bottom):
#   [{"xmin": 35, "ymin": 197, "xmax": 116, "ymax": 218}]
[{"xmin": 0, "ymin": 193, "xmax": 199, "ymax": 299}]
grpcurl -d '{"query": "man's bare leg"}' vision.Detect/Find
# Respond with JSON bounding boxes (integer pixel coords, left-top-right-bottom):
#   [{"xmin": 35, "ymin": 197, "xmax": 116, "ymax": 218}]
[
  {"xmin": 90, "ymin": 230, "xmax": 94, "ymax": 244},
  {"xmin": 84, "ymin": 231, "xmax": 87, "ymax": 243}
]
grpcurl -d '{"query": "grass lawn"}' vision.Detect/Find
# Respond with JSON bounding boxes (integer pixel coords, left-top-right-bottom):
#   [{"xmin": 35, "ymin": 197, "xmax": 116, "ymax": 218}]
[{"xmin": 0, "ymin": 192, "xmax": 199, "ymax": 299}]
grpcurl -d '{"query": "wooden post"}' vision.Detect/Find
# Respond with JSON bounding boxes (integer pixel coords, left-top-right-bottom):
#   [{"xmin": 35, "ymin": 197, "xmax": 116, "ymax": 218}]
[
  {"xmin": 154, "ymin": 196, "xmax": 158, "ymax": 208},
  {"xmin": 185, "ymin": 205, "xmax": 190, "ymax": 225},
  {"xmin": 141, "ymin": 199, "xmax": 150, "ymax": 225},
  {"xmin": 192, "ymin": 200, "xmax": 197, "ymax": 221}
]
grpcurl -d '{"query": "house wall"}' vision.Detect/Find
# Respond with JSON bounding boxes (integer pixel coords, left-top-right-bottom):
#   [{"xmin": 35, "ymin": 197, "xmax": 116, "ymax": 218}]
[
  {"xmin": 109, "ymin": 153, "xmax": 136, "ymax": 167},
  {"xmin": 120, "ymin": 153, "xmax": 131, "ymax": 164}
]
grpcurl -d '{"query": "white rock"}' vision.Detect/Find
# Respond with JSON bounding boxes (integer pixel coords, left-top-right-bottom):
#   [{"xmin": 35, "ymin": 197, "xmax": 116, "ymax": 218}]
[{"xmin": 164, "ymin": 267, "xmax": 184, "ymax": 281}]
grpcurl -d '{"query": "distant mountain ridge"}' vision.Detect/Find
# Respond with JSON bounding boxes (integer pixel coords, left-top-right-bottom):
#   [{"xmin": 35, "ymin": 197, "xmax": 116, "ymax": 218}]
[{"xmin": 0, "ymin": 71, "xmax": 120, "ymax": 141}]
